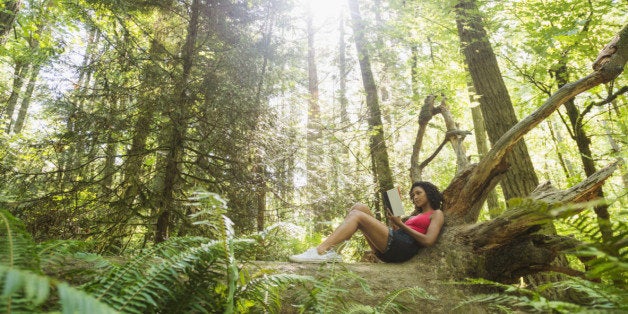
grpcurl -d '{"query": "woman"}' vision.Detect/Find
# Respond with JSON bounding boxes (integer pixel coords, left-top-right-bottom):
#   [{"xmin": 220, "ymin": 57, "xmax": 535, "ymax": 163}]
[{"xmin": 290, "ymin": 181, "xmax": 445, "ymax": 263}]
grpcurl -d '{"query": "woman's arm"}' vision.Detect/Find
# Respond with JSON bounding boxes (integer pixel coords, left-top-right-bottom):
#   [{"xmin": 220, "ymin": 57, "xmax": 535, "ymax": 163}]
[{"xmin": 389, "ymin": 210, "xmax": 444, "ymax": 247}]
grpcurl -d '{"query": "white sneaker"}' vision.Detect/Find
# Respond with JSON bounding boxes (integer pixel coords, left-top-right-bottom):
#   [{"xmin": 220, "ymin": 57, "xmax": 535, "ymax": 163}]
[{"xmin": 289, "ymin": 248, "xmax": 343, "ymax": 263}]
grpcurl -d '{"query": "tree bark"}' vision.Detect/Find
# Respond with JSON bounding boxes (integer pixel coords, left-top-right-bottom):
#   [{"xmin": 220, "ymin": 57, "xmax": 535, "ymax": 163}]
[
  {"xmin": 348, "ymin": 0, "xmax": 394, "ymax": 202},
  {"xmin": 455, "ymin": 0, "xmax": 539, "ymax": 200},
  {"xmin": 409, "ymin": 95, "xmax": 436, "ymax": 182},
  {"xmin": 471, "ymin": 105, "xmax": 501, "ymax": 217}
]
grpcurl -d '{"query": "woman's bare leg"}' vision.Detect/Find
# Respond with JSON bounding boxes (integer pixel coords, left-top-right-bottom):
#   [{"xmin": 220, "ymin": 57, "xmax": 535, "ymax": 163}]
[{"xmin": 316, "ymin": 203, "xmax": 389, "ymax": 254}]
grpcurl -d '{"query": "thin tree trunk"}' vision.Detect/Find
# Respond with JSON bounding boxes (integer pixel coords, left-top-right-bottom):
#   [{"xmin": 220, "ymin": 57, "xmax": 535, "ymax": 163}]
[
  {"xmin": 553, "ymin": 62, "xmax": 614, "ymax": 245},
  {"xmin": 338, "ymin": 10, "xmax": 349, "ymax": 125},
  {"xmin": 155, "ymin": 0, "xmax": 199, "ymax": 243},
  {"xmin": 4, "ymin": 61, "xmax": 26, "ymax": 132},
  {"xmin": 348, "ymin": 0, "xmax": 394, "ymax": 200},
  {"xmin": 438, "ymin": 96, "xmax": 470, "ymax": 172},
  {"xmin": 471, "ymin": 105, "xmax": 501, "ymax": 217},
  {"xmin": 546, "ymin": 119, "xmax": 574, "ymax": 180},
  {"xmin": 409, "ymin": 95, "xmax": 436, "ymax": 182},
  {"xmin": 101, "ymin": 97, "xmax": 119, "ymax": 191},
  {"xmin": 305, "ymin": 3, "xmax": 322, "ymax": 189},
  {"xmin": 252, "ymin": 4, "xmax": 275, "ymax": 232},
  {"xmin": 13, "ymin": 64, "xmax": 40, "ymax": 133}
]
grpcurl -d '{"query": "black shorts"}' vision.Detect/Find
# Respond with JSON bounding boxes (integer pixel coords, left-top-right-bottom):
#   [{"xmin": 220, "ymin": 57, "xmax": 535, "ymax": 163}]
[{"xmin": 375, "ymin": 228, "xmax": 420, "ymax": 263}]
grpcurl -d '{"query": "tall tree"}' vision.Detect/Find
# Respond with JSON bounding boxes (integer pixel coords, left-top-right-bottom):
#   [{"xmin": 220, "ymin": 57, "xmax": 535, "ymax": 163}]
[
  {"xmin": 338, "ymin": 9, "xmax": 349, "ymax": 125},
  {"xmin": 154, "ymin": 0, "xmax": 200, "ymax": 243},
  {"xmin": 347, "ymin": 0, "xmax": 394, "ymax": 207},
  {"xmin": 305, "ymin": 3, "xmax": 323, "ymax": 207},
  {"xmin": 454, "ymin": 0, "xmax": 539, "ymax": 200}
]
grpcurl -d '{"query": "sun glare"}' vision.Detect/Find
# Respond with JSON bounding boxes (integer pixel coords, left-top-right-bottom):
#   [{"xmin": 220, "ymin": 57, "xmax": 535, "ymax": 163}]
[{"xmin": 302, "ymin": 0, "xmax": 344, "ymax": 21}]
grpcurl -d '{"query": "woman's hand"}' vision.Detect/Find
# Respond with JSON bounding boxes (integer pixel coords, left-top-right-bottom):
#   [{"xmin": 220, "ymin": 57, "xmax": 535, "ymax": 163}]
[{"xmin": 385, "ymin": 209, "xmax": 404, "ymax": 227}]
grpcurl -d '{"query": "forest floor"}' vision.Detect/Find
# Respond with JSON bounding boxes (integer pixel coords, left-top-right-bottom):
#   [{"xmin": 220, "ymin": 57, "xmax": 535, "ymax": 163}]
[
  {"xmin": 252, "ymin": 261, "xmax": 481, "ymax": 313},
  {"xmin": 252, "ymin": 245, "xmax": 491, "ymax": 313}
]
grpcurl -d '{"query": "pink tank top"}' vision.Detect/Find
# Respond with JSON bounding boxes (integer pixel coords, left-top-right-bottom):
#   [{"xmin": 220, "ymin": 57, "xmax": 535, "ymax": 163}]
[{"xmin": 404, "ymin": 211, "xmax": 435, "ymax": 234}]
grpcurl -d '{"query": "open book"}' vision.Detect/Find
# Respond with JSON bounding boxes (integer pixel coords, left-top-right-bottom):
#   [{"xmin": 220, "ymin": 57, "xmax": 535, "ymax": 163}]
[{"xmin": 382, "ymin": 187, "xmax": 405, "ymax": 216}]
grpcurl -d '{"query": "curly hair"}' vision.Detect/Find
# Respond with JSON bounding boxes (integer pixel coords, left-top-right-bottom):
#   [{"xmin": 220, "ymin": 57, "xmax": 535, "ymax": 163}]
[{"xmin": 408, "ymin": 181, "xmax": 443, "ymax": 213}]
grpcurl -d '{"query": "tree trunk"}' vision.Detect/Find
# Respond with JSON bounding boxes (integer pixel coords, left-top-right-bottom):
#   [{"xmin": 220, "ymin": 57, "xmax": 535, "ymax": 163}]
[
  {"xmin": 348, "ymin": 0, "xmax": 394, "ymax": 199},
  {"xmin": 252, "ymin": 5, "xmax": 275, "ymax": 232},
  {"xmin": 455, "ymin": 0, "xmax": 539, "ymax": 200},
  {"xmin": 155, "ymin": 0, "xmax": 200, "ymax": 243},
  {"xmin": 3, "ymin": 61, "xmax": 26, "ymax": 132},
  {"xmin": 546, "ymin": 119, "xmax": 575, "ymax": 180},
  {"xmin": 306, "ymin": 2, "xmax": 321, "ymax": 172},
  {"xmin": 338, "ymin": 11, "xmax": 349, "ymax": 125},
  {"xmin": 0, "ymin": 0, "xmax": 20, "ymax": 44},
  {"xmin": 553, "ymin": 62, "xmax": 614, "ymax": 245},
  {"xmin": 471, "ymin": 105, "xmax": 501, "ymax": 217},
  {"xmin": 13, "ymin": 64, "xmax": 40, "ymax": 134}
]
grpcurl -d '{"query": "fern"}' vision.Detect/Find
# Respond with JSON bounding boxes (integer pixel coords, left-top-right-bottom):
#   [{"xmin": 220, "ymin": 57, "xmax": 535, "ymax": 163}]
[
  {"xmin": 376, "ymin": 286, "xmax": 436, "ymax": 313},
  {"xmin": 85, "ymin": 237, "xmax": 224, "ymax": 313},
  {"xmin": 560, "ymin": 208, "xmax": 627, "ymax": 285},
  {"xmin": 85, "ymin": 236, "xmax": 207, "ymax": 297},
  {"xmin": 550, "ymin": 276, "xmax": 628, "ymax": 310},
  {"xmin": 454, "ymin": 278, "xmax": 583, "ymax": 313},
  {"xmin": 0, "ymin": 210, "xmax": 117, "ymax": 314},
  {"xmin": 0, "ymin": 209, "xmax": 39, "ymax": 271},
  {"xmin": 237, "ymin": 271, "xmax": 316, "ymax": 313},
  {"xmin": 0, "ymin": 260, "xmax": 119, "ymax": 313}
]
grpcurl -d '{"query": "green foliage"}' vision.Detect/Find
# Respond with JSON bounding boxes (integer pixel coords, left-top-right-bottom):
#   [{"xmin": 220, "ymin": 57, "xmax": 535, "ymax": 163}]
[
  {"xmin": 372, "ymin": 286, "xmax": 437, "ymax": 314},
  {"xmin": 455, "ymin": 278, "xmax": 583, "ymax": 313},
  {"xmin": 560, "ymin": 208, "xmax": 628, "ymax": 286},
  {"xmin": 0, "ymin": 209, "xmax": 118, "ymax": 313},
  {"xmin": 1, "ymin": 204, "xmax": 321, "ymax": 313},
  {"xmin": 248, "ymin": 222, "xmax": 307, "ymax": 261},
  {"xmin": 0, "ymin": 209, "xmax": 39, "ymax": 271}
]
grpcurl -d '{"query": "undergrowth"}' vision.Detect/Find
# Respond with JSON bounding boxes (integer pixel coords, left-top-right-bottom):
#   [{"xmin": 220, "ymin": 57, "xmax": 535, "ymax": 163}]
[{"xmin": 2, "ymin": 192, "xmax": 626, "ymax": 313}]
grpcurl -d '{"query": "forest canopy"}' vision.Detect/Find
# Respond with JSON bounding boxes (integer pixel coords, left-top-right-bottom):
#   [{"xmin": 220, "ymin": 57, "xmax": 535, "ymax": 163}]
[{"xmin": 0, "ymin": 0, "xmax": 626, "ymax": 312}]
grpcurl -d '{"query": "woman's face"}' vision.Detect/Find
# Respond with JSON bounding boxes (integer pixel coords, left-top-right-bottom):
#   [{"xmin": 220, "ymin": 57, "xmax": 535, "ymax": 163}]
[{"xmin": 411, "ymin": 186, "xmax": 430, "ymax": 209}]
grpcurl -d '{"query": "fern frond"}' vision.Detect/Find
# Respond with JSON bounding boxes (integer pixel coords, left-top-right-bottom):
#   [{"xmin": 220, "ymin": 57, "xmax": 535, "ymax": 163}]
[
  {"xmin": 86, "ymin": 236, "xmax": 209, "ymax": 301},
  {"xmin": 343, "ymin": 303, "xmax": 377, "ymax": 313},
  {"xmin": 551, "ymin": 276, "xmax": 628, "ymax": 310},
  {"xmin": 57, "ymin": 282, "xmax": 119, "ymax": 314},
  {"xmin": 0, "ymin": 209, "xmax": 39, "ymax": 271},
  {"xmin": 377, "ymin": 286, "xmax": 436, "ymax": 313},
  {"xmin": 237, "ymin": 272, "xmax": 316, "ymax": 313},
  {"xmin": 90, "ymin": 238, "xmax": 225, "ymax": 314},
  {"xmin": 0, "ymin": 266, "xmax": 49, "ymax": 306},
  {"xmin": 0, "ymin": 265, "xmax": 118, "ymax": 313},
  {"xmin": 561, "ymin": 209, "xmax": 627, "ymax": 284}
]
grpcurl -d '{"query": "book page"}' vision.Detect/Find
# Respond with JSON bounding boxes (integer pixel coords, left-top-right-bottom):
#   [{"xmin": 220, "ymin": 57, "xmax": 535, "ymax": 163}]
[{"xmin": 384, "ymin": 187, "xmax": 404, "ymax": 216}]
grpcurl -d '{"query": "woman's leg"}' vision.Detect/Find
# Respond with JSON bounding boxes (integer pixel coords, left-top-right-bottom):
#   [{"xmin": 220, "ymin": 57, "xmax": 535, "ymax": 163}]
[{"xmin": 317, "ymin": 203, "xmax": 389, "ymax": 254}]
